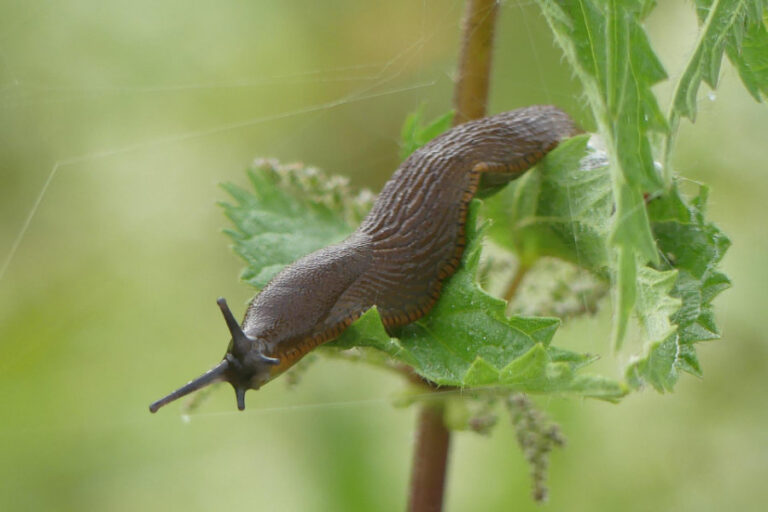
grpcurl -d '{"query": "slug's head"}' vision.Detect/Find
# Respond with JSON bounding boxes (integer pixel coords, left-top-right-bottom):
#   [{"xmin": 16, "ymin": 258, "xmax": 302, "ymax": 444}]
[{"xmin": 149, "ymin": 298, "xmax": 280, "ymax": 413}]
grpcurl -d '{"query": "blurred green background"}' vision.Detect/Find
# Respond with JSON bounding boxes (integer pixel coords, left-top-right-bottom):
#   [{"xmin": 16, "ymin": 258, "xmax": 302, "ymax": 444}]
[{"xmin": 1, "ymin": 1, "xmax": 766, "ymax": 511}]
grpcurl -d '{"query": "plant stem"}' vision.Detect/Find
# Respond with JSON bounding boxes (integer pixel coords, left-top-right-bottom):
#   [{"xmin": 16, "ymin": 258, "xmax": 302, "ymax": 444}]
[
  {"xmin": 407, "ymin": 2, "xmax": 499, "ymax": 511},
  {"xmin": 453, "ymin": 0, "xmax": 499, "ymax": 125},
  {"xmin": 408, "ymin": 402, "xmax": 452, "ymax": 512},
  {"xmin": 503, "ymin": 263, "xmax": 529, "ymax": 304}
]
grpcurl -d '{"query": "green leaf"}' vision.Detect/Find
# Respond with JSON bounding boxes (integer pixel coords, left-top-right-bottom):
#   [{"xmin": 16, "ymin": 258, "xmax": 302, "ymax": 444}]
[
  {"xmin": 220, "ymin": 159, "xmax": 372, "ymax": 289},
  {"xmin": 612, "ymin": 246, "xmax": 638, "ymax": 349},
  {"xmin": 535, "ymin": 0, "xmax": 667, "ymax": 348},
  {"xmin": 481, "ymin": 131, "xmax": 731, "ymax": 391},
  {"xmin": 663, "ymin": 1, "xmax": 767, "ymax": 183},
  {"xmin": 672, "ymin": 0, "xmax": 767, "ymax": 122},
  {"xmin": 483, "ymin": 134, "xmax": 612, "ymax": 271},
  {"xmin": 626, "ymin": 185, "xmax": 731, "ymax": 391},
  {"xmin": 399, "ymin": 105, "xmax": 455, "ymax": 160},
  {"xmin": 726, "ymin": 6, "xmax": 768, "ymax": 102}
]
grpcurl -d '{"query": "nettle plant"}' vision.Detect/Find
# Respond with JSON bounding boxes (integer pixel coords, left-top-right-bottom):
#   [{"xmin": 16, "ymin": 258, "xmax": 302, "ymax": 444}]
[{"xmin": 215, "ymin": 0, "xmax": 765, "ymax": 501}]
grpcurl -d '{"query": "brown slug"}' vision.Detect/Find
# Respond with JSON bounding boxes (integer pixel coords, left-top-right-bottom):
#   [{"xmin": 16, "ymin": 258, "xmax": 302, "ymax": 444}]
[{"xmin": 149, "ymin": 105, "xmax": 579, "ymax": 413}]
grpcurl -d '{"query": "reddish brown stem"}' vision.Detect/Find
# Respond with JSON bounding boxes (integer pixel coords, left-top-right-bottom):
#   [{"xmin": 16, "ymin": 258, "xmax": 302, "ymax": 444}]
[
  {"xmin": 503, "ymin": 263, "xmax": 529, "ymax": 304},
  {"xmin": 453, "ymin": 0, "xmax": 500, "ymax": 125},
  {"xmin": 408, "ymin": 403, "xmax": 452, "ymax": 512},
  {"xmin": 407, "ymin": 2, "xmax": 499, "ymax": 511}
]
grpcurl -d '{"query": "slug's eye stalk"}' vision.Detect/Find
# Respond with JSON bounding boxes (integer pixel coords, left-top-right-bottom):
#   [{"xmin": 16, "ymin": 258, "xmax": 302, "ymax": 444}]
[
  {"xmin": 148, "ymin": 297, "xmax": 281, "ymax": 414},
  {"xmin": 216, "ymin": 297, "xmax": 251, "ymax": 358},
  {"xmin": 216, "ymin": 298, "xmax": 279, "ymax": 366}
]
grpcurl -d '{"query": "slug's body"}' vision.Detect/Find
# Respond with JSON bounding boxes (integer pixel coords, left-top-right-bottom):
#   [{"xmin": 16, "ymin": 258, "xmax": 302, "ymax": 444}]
[{"xmin": 150, "ymin": 106, "xmax": 579, "ymax": 412}]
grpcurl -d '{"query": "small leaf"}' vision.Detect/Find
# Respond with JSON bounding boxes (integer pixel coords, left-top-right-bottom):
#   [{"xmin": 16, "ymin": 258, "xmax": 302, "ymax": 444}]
[
  {"xmin": 399, "ymin": 105, "xmax": 455, "ymax": 160},
  {"xmin": 535, "ymin": 0, "xmax": 666, "ymax": 348},
  {"xmin": 612, "ymin": 246, "xmax": 638, "ymax": 349},
  {"xmin": 484, "ymin": 134, "xmax": 612, "ymax": 270},
  {"xmin": 671, "ymin": 0, "xmax": 766, "ymax": 121},
  {"xmin": 481, "ymin": 129, "xmax": 731, "ymax": 392},
  {"xmin": 726, "ymin": 8, "xmax": 768, "ymax": 102},
  {"xmin": 626, "ymin": 185, "xmax": 731, "ymax": 390},
  {"xmin": 220, "ymin": 159, "xmax": 372, "ymax": 289}
]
